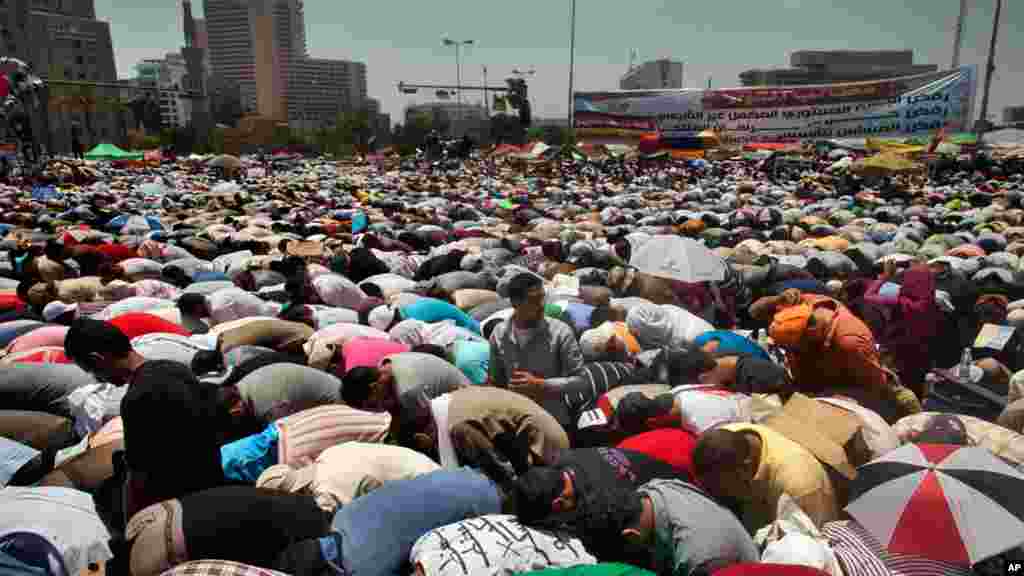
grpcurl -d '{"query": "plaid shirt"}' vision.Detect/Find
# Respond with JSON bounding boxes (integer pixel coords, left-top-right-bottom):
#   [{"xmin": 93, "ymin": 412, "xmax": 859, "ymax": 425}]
[{"xmin": 160, "ymin": 560, "xmax": 290, "ymax": 576}]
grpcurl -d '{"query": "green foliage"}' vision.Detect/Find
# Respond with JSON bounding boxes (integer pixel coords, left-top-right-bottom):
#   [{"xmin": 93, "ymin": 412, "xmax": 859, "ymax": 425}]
[
  {"xmin": 542, "ymin": 125, "xmax": 574, "ymax": 146},
  {"xmin": 271, "ymin": 125, "xmax": 292, "ymax": 148},
  {"xmin": 192, "ymin": 127, "xmax": 224, "ymax": 155},
  {"xmin": 159, "ymin": 128, "xmax": 176, "ymax": 148}
]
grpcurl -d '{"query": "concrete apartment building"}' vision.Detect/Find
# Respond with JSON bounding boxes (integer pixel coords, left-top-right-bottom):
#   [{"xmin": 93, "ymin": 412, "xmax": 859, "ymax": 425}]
[
  {"xmin": 287, "ymin": 58, "xmax": 365, "ymax": 129},
  {"xmin": 137, "ymin": 54, "xmax": 192, "ymax": 128},
  {"xmin": 203, "ymin": 0, "xmax": 369, "ymax": 129},
  {"xmin": 620, "ymin": 59, "xmax": 684, "ymax": 91},
  {"xmin": 740, "ymin": 50, "xmax": 938, "ymax": 87}
]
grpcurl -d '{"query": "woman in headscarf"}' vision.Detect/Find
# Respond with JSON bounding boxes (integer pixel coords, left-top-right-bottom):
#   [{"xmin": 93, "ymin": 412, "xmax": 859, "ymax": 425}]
[{"xmin": 862, "ymin": 262, "xmax": 940, "ymax": 398}]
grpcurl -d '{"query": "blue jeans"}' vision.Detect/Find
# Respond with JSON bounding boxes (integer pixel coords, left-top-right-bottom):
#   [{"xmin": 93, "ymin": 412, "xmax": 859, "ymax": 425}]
[{"xmin": 318, "ymin": 467, "xmax": 501, "ymax": 576}]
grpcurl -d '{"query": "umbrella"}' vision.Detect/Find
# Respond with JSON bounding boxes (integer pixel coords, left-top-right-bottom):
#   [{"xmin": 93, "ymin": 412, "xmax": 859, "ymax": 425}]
[
  {"xmin": 208, "ymin": 154, "xmax": 242, "ymax": 170},
  {"xmin": 846, "ymin": 443, "xmax": 1024, "ymax": 565},
  {"xmin": 629, "ymin": 234, "xmax": 727, "ymax": 283},
  {"xmin": 106, "ymin": 214, "xmax": 163, "ymax": 234}
]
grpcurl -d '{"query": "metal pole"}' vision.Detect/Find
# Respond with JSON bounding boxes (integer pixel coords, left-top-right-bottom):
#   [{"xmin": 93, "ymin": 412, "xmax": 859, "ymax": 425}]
[
  {"xmin": 455, "ymin": 44, "xmax": 462, "ymax": 137},
  {"xmin": 567, "ymin": 0, "xmax": 576, "ymax": 135},
  {"xmin": 977, "ymin": 0, "xmax": 1003, "ymax": 144},
  {"xmin": 483, "ymin": 65, "xmax": 489, "ymax": 117},
  {"xmin": 952, "ymin": 0, "xmax": 968, "ymax": 69}
]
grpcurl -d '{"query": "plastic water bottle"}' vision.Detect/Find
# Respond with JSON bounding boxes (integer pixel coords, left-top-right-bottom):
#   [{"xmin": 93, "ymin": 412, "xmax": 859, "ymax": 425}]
[{"xmin": 959, "ymin": 347, "xmax": 973, "ymax": 380}]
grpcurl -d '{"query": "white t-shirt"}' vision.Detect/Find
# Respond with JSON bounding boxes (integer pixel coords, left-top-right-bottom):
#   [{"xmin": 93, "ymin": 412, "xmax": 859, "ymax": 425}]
[
  {"xmin": 671, "ymin": 385, "xmax": 752, "ymax": 434},
  {"xmin": 207, "ymin": 287, "xmax": 279, "ymax": 326},
  {"xmin": 411, "ymin": 514, "xmax": 595, "ymax": 576}
]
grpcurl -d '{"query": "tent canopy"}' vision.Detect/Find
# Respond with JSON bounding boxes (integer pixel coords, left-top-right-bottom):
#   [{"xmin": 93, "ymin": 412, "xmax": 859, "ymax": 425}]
[{"xmin": 84, "ymin": 143, "xmax": 143, "ymax": 161}]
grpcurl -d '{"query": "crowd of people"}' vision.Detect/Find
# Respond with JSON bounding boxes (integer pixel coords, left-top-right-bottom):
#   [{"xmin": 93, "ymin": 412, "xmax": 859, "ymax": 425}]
[{"xmin": 2, "ymin": 145, "xmax": 1024, "ymax": 576}]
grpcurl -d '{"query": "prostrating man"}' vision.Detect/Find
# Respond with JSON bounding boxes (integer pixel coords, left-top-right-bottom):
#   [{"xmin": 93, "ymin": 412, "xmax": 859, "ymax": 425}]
[
  {"xmin": 580, "ymin": 479, "xmax": 758, "ymax": 576},
  {"xmin": 64, "ymin": 318, "xmax": 151, "ymax": 386},
  {"xmin": 341, "ymin": 351, "xmax": 471, "ymax": 434},
  {"xmin": 512, "ymin": 447, "xmax": 684, "ymax": 525},
  {"xmin": 750, "ymin": 287, "xmax": 918, "ymax": 420},
  {"xmin": 692, "ymin": 426, "xmax": 840, "ymax": 533},
  {"xmin": 274, "ymin": 468, "xmax": 507, "ymax": 576},
  {"xmin": 407, "ymin": 386, "xmax": 570, "ymax": 485}
]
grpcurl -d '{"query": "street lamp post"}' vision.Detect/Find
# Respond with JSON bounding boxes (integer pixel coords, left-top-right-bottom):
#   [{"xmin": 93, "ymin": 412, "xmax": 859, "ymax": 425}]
[
  {"xmin": 567, "ymin": 0, "xmax": 576, "ymax": 136},
  {"xmin": 442, "ymin": 36, "xmax": 474, "ymax": 137}
]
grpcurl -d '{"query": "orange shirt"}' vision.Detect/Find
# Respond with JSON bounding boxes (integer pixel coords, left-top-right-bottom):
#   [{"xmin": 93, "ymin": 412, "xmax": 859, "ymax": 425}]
[{"xmin": 786, "ymin": 295, "xmax": 888, "ymax": 393}]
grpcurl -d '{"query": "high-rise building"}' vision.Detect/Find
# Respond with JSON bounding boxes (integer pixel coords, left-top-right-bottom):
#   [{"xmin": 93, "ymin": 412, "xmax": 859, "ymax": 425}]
[
  {"xmin": 740, "ymin": 50, "xmax": 938, "ymax": 87},
  {"xmin": 204, "ymin": 0, "xmax": 368, "ymax": 129},
  {"xmin": 620, "ymin": 59, "xmax": 684, "ymax": 91}
]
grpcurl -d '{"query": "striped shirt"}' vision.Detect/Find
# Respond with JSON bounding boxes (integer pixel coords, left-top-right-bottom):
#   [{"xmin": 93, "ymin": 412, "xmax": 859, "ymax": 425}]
[
  {"xmin": 822, "ymin": 520, "xmax": 972, "ymax": 576},
  {"xmin": 558, "ymin": 362, "xmax": 638, "ymax": 414}
]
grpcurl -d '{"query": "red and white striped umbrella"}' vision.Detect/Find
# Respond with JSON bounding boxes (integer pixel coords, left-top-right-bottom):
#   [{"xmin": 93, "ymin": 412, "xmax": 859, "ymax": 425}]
[{"xmin": 846, "ymin": 443, "xmax": 1024, "ymax": 566}]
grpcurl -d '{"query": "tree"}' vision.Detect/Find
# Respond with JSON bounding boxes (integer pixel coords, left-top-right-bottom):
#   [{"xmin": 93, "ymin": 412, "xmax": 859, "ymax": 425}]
[
  {"xmin": 271, "ymin": 124, "xmax": 292, "ymax": 149},
  {"xmin": 401, "ymin": 112, "xmax": 432, "ymax": 151},
  {"xmin": 337, "ymin": 109, "xmax": 372, "ymax": 150}
]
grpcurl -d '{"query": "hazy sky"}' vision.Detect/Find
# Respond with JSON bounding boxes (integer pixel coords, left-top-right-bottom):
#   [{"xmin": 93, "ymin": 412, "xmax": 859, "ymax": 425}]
[{"xmin": 94, "ymin": 0, "xmax": 1022, "ymax": 124}]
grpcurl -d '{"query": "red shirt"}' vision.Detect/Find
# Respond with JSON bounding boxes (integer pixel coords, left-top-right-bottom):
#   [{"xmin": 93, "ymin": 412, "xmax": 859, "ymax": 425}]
[
  {"xmin": 0, "ymin": 293, "xmax": 25, "ymax": 313},
  {"xmin": 618, "ymin": 428, "xmax": 697, "ymax": 479},
  {"xmin": 96, "ymin": 244, "xmax": 139, "ymax": 263},
  {"xmin": 110, "ymin": 312, "xmax": 190, "ymax": 340}
]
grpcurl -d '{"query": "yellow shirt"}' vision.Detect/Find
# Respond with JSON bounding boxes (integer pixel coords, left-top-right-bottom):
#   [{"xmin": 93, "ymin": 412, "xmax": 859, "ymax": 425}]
[
  {"xmin": 722, "ymin": 423, "xmax": 840, "ymax": 533},
  {"xmin": 27, "ymin": 277, "xmax": 106, "ymax": 306}
]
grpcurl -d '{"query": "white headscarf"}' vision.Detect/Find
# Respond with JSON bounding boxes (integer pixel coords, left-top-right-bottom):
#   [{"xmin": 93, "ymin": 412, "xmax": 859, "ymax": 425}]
[
  {"xmin": 579, "ymin": 322, "xmax": 618, "ymax": 360},
  {"xmin": 369, "ymin": 305, "xmax": 398, "ymax": 332}
]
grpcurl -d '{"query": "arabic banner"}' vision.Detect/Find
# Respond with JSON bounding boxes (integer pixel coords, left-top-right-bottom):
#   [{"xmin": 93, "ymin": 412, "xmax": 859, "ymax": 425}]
[{"xmin": 574, "ymin": 66, "xmax": 976, "ymax": 146}]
